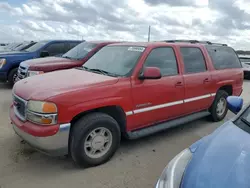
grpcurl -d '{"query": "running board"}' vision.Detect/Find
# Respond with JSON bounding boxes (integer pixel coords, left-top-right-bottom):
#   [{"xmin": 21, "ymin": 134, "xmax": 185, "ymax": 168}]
[{"xmin": 127, "ymin": 110, "xmax": 210, "ymax": 140}]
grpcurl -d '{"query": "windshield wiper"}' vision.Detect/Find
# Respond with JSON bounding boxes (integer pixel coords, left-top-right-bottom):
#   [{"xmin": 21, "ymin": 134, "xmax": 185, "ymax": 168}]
[
  {"xmin": 63, "ymin": 56, "xmax": 74, "ymax": 60},
  {"xmin": 82, "ymin": 67, "xmax": 118, "ymax": 77},
  {"xmin": 241, "ymin": 117, "xmax": 250, "ymax": 127}
]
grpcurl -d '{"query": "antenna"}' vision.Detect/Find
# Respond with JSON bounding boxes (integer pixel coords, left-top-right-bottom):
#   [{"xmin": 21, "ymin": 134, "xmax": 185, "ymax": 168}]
[{"xmin": 148, "ymin": 25, "xmax": 151, "ymax": 42}]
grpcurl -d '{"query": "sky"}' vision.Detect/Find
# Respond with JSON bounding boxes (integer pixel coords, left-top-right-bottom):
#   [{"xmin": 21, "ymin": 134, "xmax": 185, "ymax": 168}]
[{"xmin": 0, "ymin": 0, "xmax": 250, "ymax": 50}]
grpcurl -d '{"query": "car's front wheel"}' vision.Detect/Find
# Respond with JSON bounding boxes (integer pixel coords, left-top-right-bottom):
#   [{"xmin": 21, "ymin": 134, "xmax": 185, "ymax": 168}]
[
  {"xmin": 70, "ymin": 112, "xmax": 121, "ymax": 168},
  {"xmin": 210, "ymin": 90, "xmax": 229, "ymax": 122},
  {"xmin": 8, "ymin": 68, "xmax": 18, "ymax": 86}
]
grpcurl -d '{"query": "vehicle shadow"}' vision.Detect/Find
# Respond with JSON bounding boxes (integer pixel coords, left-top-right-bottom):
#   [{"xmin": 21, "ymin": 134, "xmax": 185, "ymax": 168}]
[{"xmin": 7, "ymin": 116, "xmax": 223, "ymax": 176}]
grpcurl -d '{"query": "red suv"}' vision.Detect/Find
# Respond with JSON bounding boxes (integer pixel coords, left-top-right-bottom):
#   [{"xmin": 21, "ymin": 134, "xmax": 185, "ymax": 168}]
[
  {"xmin": 16, "ymin": 41, "xmax": 118, "ymax": 81},
  {"xmin": 10, "ymin": 40, "xmax": 243, "ymax": 167}
]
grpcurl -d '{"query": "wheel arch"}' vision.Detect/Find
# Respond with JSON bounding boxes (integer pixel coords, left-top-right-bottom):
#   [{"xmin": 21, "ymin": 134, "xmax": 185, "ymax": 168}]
[
  {"xmin": 218, "ymin": 85, "xmax": 233, "ymax": 96},
  {"xmin": 69, "ymin": 105, "xmax": 127, "ymax": 137}
]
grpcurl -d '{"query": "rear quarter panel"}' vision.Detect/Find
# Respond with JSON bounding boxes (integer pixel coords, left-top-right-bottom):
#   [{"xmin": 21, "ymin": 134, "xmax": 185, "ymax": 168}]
[{"xmin": 210, "ymin": 68, "xmax": 243, "ymax": 96}]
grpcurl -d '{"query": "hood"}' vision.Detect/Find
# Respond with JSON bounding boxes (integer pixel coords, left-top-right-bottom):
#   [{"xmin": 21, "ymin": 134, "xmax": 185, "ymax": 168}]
[
  {"xmin": 182, "ymin": 122, "xmax": 250, "ymax": 188},
  {"xmin": 0, "ymin": 51, "xmax": 31, "ymax": 57},
  {"xmin": 23, "ymin": 57, "xmax": 82, "ymax": 71},
  {"xmin": 13, "ymin": 69, "xmax": 119, "ymax": 100}
]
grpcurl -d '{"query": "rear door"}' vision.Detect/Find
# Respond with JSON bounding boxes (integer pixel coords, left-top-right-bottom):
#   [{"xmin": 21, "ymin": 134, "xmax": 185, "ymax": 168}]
[
  {"xmin": 180, "ymin": 46, "xmax": 214, "ymax": 114},
  {"xmin": 131, "ymin": 47, "xmax": 185, "ymax": 129}
]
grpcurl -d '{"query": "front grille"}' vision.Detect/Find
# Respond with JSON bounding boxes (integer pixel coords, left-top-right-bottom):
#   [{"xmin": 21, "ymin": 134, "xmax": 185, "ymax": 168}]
[
  {"xmin": 13, "ymin": 94, "xmax": 27, "ymax": 121},
  {"xmin": 17, "ymin": 66, "xmax": 28, "ymax": 79}
]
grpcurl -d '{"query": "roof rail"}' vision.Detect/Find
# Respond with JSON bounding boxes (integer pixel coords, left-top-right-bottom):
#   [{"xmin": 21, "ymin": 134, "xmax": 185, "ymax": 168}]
[{"xmin": 162, "ymin": 40, "xmax": 228, "ymax": 46}]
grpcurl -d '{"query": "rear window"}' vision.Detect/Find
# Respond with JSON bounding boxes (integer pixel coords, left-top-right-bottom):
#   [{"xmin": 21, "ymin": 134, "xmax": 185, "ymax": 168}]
[{"xmin": 206, "ymin": 46, "xmax": 242, "ymax": 69}]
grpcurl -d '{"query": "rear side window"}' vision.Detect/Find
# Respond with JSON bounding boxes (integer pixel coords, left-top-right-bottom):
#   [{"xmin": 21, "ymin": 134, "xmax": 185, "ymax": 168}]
[
  {"xmin": 206, "ymin": 46, "xmax": 242, "ymax": 69},
  {"xmin": 144, "ymin": 47, "xmax": 178, "ymax": 76},
  {"xmin": 180, "ymin": 47, "xmax": 206, "ymax": 73},
  {"xmin": 44, "ymin": 43, "xmax": 65, "ymax": 56}
]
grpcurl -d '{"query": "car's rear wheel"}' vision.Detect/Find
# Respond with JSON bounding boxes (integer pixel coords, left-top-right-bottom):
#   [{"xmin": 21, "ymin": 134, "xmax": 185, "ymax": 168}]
[
  {"xmin": 210, "ymin": 90, "xmax": 229, "ymax": 122},
  {"xmin": 70, "ymin": 112, "xmax": 121, "ymax": 168},
  {"xmin": 8, "ymin": 68, "xmax": 18, "ymax": 86}
]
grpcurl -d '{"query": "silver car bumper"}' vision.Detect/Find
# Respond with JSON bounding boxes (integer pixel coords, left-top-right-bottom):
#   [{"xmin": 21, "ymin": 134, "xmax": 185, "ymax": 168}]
[{"xmin": 12, "ymin": 122, "xmax": 71, "ymax": 156}]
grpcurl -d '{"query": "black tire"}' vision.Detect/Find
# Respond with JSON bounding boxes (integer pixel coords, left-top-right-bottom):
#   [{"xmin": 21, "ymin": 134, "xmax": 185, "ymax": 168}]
[
  {"xmin": 70, "ymin": 112, "xmax": 121, "ymax": 168},
  {"xmin": 209, "ymin": 90, "xmax": 229, "ymax": 122},
  {"xmin": 8, "ymin": 68, "xmax": 18, "ymax": 86}
]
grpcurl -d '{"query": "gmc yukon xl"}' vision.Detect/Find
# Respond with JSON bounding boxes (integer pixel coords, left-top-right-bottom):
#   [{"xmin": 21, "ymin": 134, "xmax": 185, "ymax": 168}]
[{"xmin": 10, "ymin": 40, "xmax": 243, "ymax": 167}]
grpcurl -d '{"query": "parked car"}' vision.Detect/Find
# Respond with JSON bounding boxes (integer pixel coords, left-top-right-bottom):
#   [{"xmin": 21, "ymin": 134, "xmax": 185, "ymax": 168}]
[
  {"xmin": 238, "ymin": 54, "xmax": 250, "ymax": 79},
  {"xmin": 13, "ymin": 41, "xmax": 36, "ymax": 52},
  {"xmin": 10, "ymin": 40, "xmax": 243, "ymax": 167},
  {"xmin": 0, "ymin": 40, "xmax": 82, "ymax": 85},
  {"xmin": 155, "ymin": 96, "xmax": 248, "ymax": 188},
  {"xmin": 16, "ymin": 41, "xmax": 118, "ymax": 81},
  {"xmin": 0, "ymin": 41, "xmax": 36, "ymax": 53},
  {"xmin": 0, "ymin": 42, "xmax": 22, "ymax": 52}
]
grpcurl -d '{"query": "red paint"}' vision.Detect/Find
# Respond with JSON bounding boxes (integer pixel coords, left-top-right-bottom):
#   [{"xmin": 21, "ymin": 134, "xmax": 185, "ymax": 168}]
[
  {"xmin": 142, "ymin": 67, "xmax": 161, "ymax": 79},
  {"xmin": 28, "ymin": 41, "xmax": 119, "ymax": 72},
  {"xmin": 11, "ymin": 42, "xmax": 244, "ymax": 137}
]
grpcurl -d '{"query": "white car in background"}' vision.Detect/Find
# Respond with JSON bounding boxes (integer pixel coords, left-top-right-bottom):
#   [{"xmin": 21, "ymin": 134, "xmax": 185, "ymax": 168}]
[{"xmin": 238, "ymin": 54, "xmax": 250, "ymax": 79}]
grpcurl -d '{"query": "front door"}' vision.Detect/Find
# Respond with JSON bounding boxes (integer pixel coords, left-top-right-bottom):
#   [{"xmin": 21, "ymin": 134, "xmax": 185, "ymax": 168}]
[
  {"xmin": 130, "ymin": 47, "xmax": 185, "ymax": 130},
  {"xmin": 179, "ymin": 46, "xmax": 213, "ymax": 114}
]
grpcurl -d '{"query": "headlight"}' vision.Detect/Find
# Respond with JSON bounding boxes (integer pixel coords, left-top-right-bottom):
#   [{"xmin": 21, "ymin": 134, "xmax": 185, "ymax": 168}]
[
  {"xmin": 156, "ymin": 149, "xmax": 192, "ymax": 188},
  {"xmin": 0, "ymin": 58, "xmax": 6, "ymax": 69},
  {"xmin": 27, "ymin": 70, "xmax": 44, "ymax": 77},
  {"xmin": 27, "ymin": 100, "xmax": 58, "ymax": 125}
]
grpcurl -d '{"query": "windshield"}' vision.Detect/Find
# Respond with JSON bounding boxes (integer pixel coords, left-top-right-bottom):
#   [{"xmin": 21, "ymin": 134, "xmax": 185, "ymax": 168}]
[
  {"xmin": 83, "ymin": 46, "xmax": 145, "ymax": 76},
  {"xmin": 25, "ymin": 41, "xmax": 47, "ymax": 52},
  {"xmin": 62, "ymin": 42, "xmax": 97, "ymax": 60},
  {"xmin": 240, "ymin": 58, "xmax": 250, "ymax": 63},
  {"xmin": 10, "ymin": 43, "xmax": 22, "ymax": 50}
]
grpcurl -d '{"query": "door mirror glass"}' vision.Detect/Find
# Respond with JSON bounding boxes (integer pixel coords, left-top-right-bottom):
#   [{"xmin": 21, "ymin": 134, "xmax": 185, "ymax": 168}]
[
  {"xmin": 139, "ymin": 67, "xmax": 162, "ymax": 80},
  {"xmin": 40, "ymin": 51, "xmax": 49, "ymax": 58},
  {"xmin": 227, "ymin": 96, "xmax": 243, "ymax": 114}
]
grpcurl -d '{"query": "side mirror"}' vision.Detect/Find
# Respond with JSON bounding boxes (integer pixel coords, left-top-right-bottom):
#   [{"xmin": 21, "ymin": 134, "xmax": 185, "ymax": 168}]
[
  {"xmin": 227, "ymin": 96, "xmax": 243, "ymax": 114},
  {"xmin": 40, "ymin": 51, "xmax": 49, "ymax": 58},
  {"xmin": 139, "ymin": 67, "xmax": 162, "ymax": 80}
]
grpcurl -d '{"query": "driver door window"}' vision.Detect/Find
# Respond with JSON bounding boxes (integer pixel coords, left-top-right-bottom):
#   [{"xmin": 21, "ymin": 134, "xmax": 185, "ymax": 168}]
[
  {"xmin": 44, "ymin": 43, "xmax": 65, "ymax": 56},
  {"xmin": 144, "ymin": 47, "xmax": 178, "ymax": 76}
]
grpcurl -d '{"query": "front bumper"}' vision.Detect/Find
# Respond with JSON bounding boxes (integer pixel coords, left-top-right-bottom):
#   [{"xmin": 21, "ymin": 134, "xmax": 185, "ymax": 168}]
[{"xmin": 10, "ymin": 106, "xmax": 71, "ymax": 156}]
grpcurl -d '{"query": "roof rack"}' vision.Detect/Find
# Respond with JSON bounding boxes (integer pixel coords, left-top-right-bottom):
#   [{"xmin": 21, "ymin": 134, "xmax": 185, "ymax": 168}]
[{"xmin": 161, "ymin": 40, "xmax": 228, "ymax": 46}]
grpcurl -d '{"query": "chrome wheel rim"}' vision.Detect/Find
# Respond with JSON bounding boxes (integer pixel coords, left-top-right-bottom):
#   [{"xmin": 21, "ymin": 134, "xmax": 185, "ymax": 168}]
[
  {"xmin": 84, "ymin": 127, "xmax": 112, "ymax": 159},
  {"xmin": 216, "ymin": 98, "xmax": 227, "ymax": 116},
  {"xmin": 13, "ymin": 73, "xmax": 17, "ymax": 83}
]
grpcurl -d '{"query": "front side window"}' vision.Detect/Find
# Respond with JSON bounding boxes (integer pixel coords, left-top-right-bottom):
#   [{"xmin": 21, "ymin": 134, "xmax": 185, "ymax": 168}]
[
  {"xmin": 180, "ymin": 47, "xmax": 207, "ymax": 74},
  {"xmin": 62, "ymin": 42, "xmax": 97, "ymax": 60},
  {"xmin": 206, "ymin": 46, "xmax": 242, "ymax": 69},
  {"xmin": 144, "ymin": 47, "xmax": 178, "ymax": 76},
  {"xmin": 83, "ymin": 46, "xmax": 145, "ymax": 76},
  {"xmin": 44, "ymin": 43, "xmax": 65, "ymax": 56}
]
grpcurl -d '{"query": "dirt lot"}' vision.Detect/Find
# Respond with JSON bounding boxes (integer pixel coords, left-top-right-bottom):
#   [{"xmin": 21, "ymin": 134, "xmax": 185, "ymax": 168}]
[{"xmin": 0, "ymin": 81, "xmax": 250, "ymax": 188}]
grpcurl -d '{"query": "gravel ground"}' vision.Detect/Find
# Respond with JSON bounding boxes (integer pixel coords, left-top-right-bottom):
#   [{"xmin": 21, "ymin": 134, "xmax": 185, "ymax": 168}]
[{"xmin": 0, "ymin": 81, "xmax": 250, "ymax": 188}]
